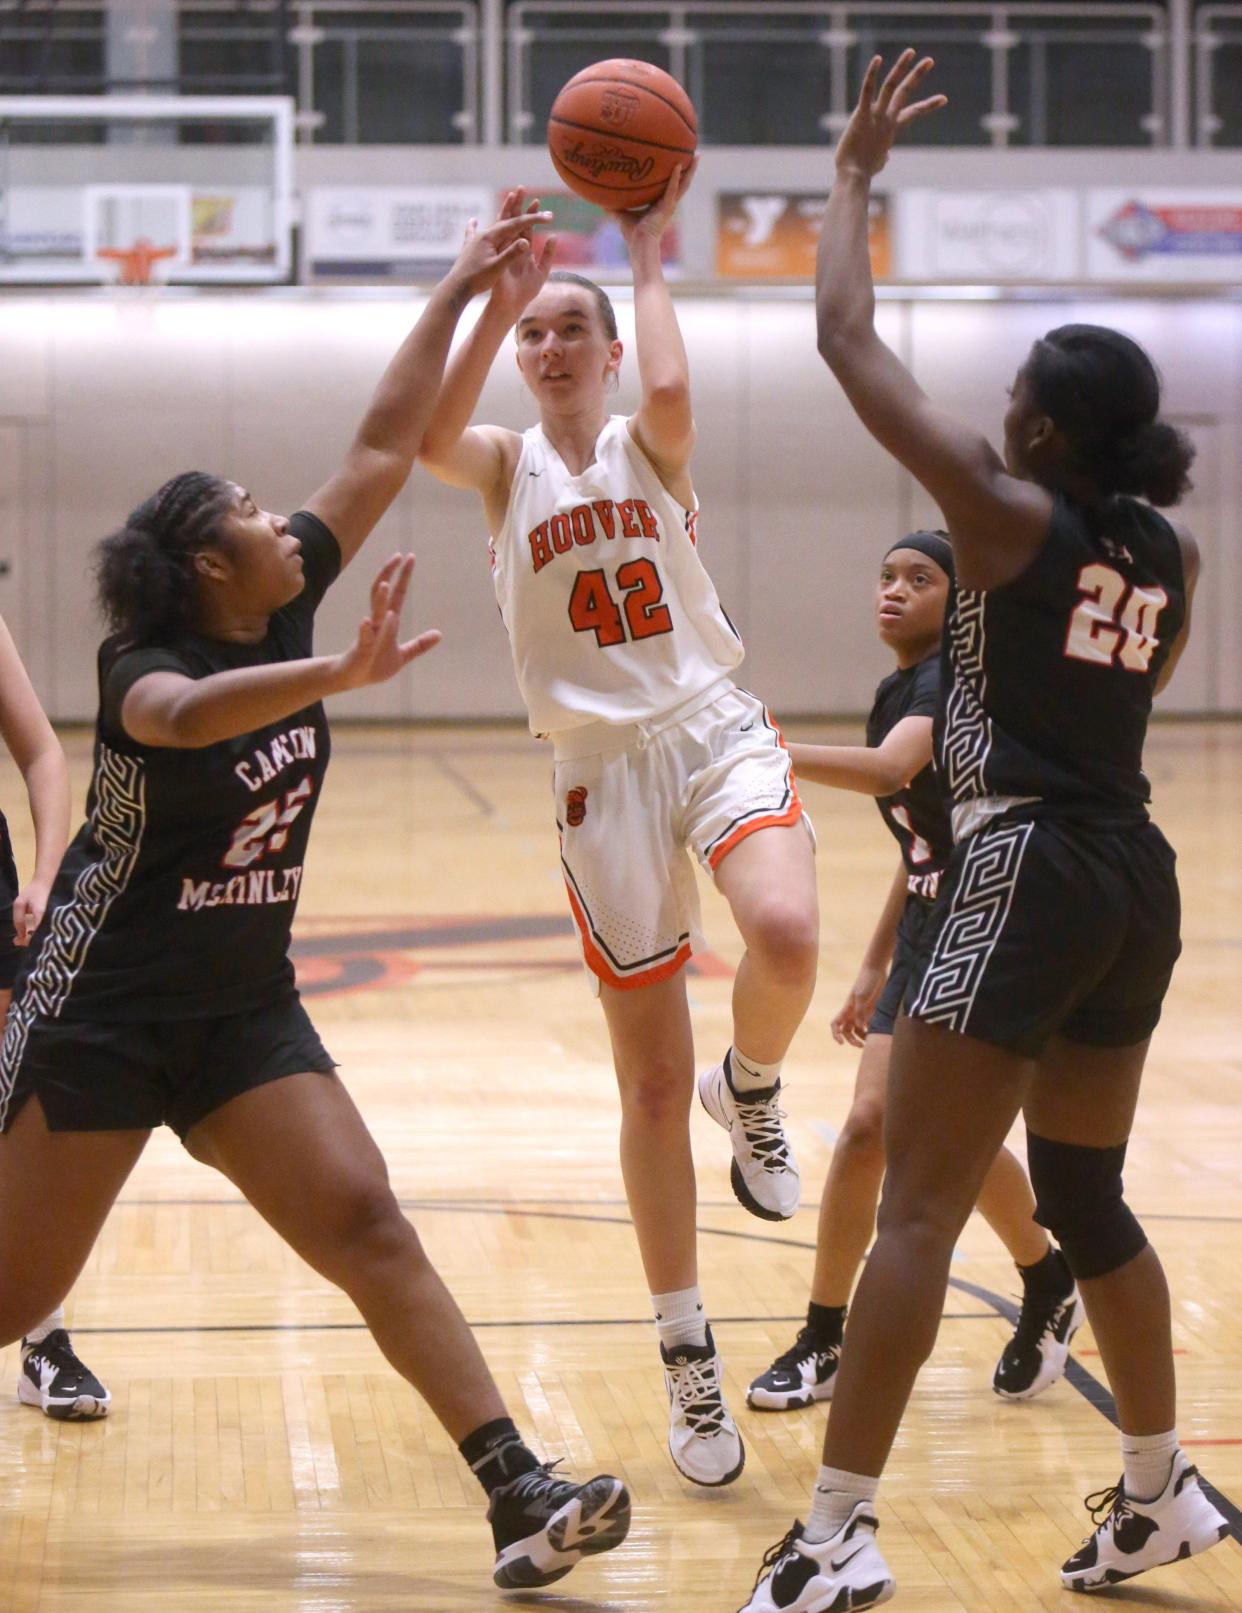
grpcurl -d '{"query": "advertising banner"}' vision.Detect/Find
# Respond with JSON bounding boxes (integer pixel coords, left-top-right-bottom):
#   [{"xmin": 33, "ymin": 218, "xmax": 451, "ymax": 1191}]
[
  {"xmin": 1087, "ymin": 190, "xmax": 1242, "ymax": 282},
  {"xmin": 716, "ymin": 190, "xmax": 890, "ymax": 279},
  {"xmin": 306, "ymin": 186, "xmax": 493, "ymax": 279},
  {"xmin": 897, "ymin": 189, "xmax": 1079, "ymax": 280}
]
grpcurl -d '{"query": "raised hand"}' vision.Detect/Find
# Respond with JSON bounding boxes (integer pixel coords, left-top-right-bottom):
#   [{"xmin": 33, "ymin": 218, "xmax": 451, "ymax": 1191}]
[
  {"xmin": 333, "ymin": 554, "xmax": 442, "ymax": 691},
  {"xmin": 835, "ymin": 49, "xmax": 946, "ymax": 179},
  {"xmin": 484, "ymin": 187, "xmax": 559, "ymax": 321},
  {"xmin": 451, "ymin": 194, "xmax": 554, "ymax": 301},
  {"xmin": 618, "ymin": 155, "xmax": 697, "ymax": 248}
]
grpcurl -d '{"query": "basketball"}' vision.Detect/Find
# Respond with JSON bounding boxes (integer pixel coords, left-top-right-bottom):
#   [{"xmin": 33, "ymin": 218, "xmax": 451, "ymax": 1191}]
[{"xmin": 547, "ymin": 58, "xmax": 697, "ymax": 211}]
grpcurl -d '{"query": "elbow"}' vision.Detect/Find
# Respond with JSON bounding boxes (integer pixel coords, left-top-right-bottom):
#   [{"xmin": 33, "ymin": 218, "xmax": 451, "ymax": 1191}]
[{"xmin": 873, "ymin": 765, "xmax": 910, "ymax": 797}]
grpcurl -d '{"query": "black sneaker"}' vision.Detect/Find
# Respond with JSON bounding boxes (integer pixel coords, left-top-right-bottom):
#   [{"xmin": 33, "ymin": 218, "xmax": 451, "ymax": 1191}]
[
  {"xmin": 747, "ymin": 1325, "xmax": 841, "ymax": 1411},
  {"xmin": 488, "ymin": 1461, "xmax": 631, "ymax": 1589},
  {"xmin": 18, "ymin": 1329, "xmax": 111, "ymax": 1421},
  {"xmin": 993, "ymin": 1283, "xmax": 1084, "ymax": 1401}
]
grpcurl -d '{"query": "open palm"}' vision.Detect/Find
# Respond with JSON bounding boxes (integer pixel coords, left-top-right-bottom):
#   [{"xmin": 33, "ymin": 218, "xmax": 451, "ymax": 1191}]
[
  {"xmin": 836, "ymin": 49, "xmax": 946, "ymax": 178},
  {"xmin": 335, "ymin": 554, "xmax": 441, "ymax": 691}
]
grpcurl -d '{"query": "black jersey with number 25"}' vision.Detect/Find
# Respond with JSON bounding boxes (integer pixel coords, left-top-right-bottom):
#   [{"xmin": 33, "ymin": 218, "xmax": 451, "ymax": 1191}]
[
  {"xmin": 867, "ymin": 653, "xmax": 953, "ymax": 904},
  {"xmin": 12, "ymin": 510, "xmax": 339, "ymax": 1022},
  {"xmin": 936, "ymin": 493, "xmax": 1186, "ymax": 824}
]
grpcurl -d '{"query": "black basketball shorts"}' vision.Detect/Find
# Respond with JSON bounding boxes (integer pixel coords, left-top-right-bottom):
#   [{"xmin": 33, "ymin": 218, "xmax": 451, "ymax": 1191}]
[
  {"xmin": 868, "ymin": 894, "xmax": 935, "ymax": 1038},
  {"xmin": 0, "ymin": 992, "xmax": 337, "ymax": 1140},
  {"xmin": 904, "ymin": 815, "xmax": 1181, "ymax": 1058},
  {"xmin": 0, "ymin": 814, "xmax": 22, "ymax": 993}
]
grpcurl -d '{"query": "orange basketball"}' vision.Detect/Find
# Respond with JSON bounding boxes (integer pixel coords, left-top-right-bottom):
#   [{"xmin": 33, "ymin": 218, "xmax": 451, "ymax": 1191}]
[{"xmin": 548, "ymin": 59, "xmax": 697, "ymax": 212}]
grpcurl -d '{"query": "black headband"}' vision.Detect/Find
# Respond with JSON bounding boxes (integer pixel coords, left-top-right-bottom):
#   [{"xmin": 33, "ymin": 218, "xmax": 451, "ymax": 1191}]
[{"xmin": 884, "ymin": 531, "xmax": 954, "ymax": 581}]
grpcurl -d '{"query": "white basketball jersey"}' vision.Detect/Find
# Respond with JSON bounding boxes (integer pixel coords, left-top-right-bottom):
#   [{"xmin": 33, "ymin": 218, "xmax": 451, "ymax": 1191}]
[{"xmin": 491, "ymin": 415, "xmax": 744, "ymax": 734}]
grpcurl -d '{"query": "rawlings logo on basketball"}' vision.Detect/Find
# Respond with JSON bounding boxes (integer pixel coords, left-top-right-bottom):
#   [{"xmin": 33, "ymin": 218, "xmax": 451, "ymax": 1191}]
[
  {"xmin": 560, "ymin": 139, "xmax": 655, "ymax": 184},
  {"xmin": 599, "ymin": 88, "xmax": 639, "ymax": 128},
  {"xmin": 566, "ymin": 787, "xmax": 589, "ymax": 827}
]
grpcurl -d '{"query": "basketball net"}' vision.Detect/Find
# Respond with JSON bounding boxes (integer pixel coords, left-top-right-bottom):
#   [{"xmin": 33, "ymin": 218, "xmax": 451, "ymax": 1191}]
[{"xmin": 96, "ymin": 238, "xmax": 178, "ymax": 286}]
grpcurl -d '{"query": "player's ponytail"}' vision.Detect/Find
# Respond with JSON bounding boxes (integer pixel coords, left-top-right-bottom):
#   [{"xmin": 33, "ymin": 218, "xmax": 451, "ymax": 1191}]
[
  {"xmin": 96, "ymin": 471, "xmax": 235, "ymax": 646},
  {"xmin": 1027, "ymin": 325, "xmax": 1195, "ymax": 507}
]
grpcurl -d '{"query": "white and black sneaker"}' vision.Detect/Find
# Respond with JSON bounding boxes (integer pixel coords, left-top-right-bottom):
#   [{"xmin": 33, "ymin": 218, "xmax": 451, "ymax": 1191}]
[
  {"xmin": 698, "ymin": 1055, "xmax": 800, "ymax": 1221},
  {"xmin": 993, "ymin": 1282, "xmax": 1084, "ymax": 1401},
  {"xmin": 747, "ymin": 1326, "xmax": 841, "ymax": 1410},
  {"xmin": 18, "ymin": 1330, "xmax": 111, "ymax": 1421},
  {"xmin": 1060, "ymin": 1450, "xmax": 1230, "ymax": 1592},
  {"xmin": 489, "ymin": 1461, "xmax": 631, "ymax": 1589},
  {"xmin": 662, "ymin": 1324, "xmax": 745, "ymax": 1487},
  {"xmin": 738, "ymin": 1506, "xmax": 895, "ymax": 1612}
]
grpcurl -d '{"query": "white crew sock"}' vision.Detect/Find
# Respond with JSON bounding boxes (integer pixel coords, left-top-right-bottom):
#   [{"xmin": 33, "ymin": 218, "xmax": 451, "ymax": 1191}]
[
  {"xmin": 804, "ymin": 1464, "xmax": 880, "ymax": 1544},
  {"xmin": 652, "ymin": 1285, "xmax": 708, "ymax": 1351},
  {"xmin": 23, "ymin": 1307, "xmax": 65, "ymax": 1347},
  {"xmin": 1122, "ymin": 1428, "xmax": 1179, "ymax": 1503},
  {"xmin": 727, "ymin": 1047, "xmax": 783, "ymax": 1093}
]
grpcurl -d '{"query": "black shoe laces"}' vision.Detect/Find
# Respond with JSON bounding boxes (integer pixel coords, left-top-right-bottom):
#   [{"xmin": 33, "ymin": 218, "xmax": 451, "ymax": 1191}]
[
  {"xmin": 1083, "ymin": 1480, "xmax": 1130, "ymax": 1532},
  {"xmin": 503, "ymin": 1458, "xmax": 567, "ymax": 1504},
  {"xmin": 771, "ymin": 1325, "xmax": 837, "ymax": 1374},
  {"xmin": 746, "ymin": 1524, "xmax": 802, "ymax": 1598},
  {"xmin": 26, "ymin": 1329, "xmax": 89, "ymax": 1377},
  {"xmin": 1006, "ymin": 1286, "xmax": 1070, "ymax": 1358}
]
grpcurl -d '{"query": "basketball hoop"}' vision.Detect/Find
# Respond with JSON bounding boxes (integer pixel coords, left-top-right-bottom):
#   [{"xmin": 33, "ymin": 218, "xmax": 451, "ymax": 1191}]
[{"xmin": 96, "ymin": 238, "xmax": 179, "ymax": 287}]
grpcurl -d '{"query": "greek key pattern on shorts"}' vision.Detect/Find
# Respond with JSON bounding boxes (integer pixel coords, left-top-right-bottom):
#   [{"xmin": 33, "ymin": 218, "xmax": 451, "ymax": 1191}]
[
  {"xmin": 908, "ymin": 819, "xmax": 1033, "ymax": 1034},
  {"xmin": 0, "ymin": 747, "xmax": 146, "ymax": 1126},
  {"xmin": 941, "ymin": 588, "xmax": 992, "ymax": 804}
]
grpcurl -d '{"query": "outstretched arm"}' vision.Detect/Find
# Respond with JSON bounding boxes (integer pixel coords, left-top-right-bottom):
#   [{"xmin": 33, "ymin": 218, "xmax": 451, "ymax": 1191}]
[
  {"xmin": 789, "ymin": 714, "xmax": 932, "ymax": 797},
  {"xmin": 1155, "ymin": 524, "xmax": 1200, "ymax": 695},
  {"xmin": 621, "ymin": 160, "xmax": 698, "ymax": 482},
  {"xmin": 420, "ymin": 189, "xmax": 559, "ymax": 506},
  {"xmin": 0, "ymin": 617, "xmax": 70, "ymax": 943},
  {"xmin": 121, "ymin": 555, "xmax": 440, "ymax": 748},
  {"xmin": 817, "ymin": 51, "xmax": 1050, "ymax": 587},
  {"xmin": 304, "ymin": 205, "xmax": 550, "ymax": 566}
]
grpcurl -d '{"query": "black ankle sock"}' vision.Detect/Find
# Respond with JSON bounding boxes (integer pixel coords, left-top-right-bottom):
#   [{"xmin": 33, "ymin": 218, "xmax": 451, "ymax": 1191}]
[
  {"xmin": 1019, "ymin": 1244, "xmax": 1073, "ymax": 1295},
  {"xmin": 458, "ymin": 1417, "xmax": 542, "ymax": 1497},
  {"xmin": 806, "ymin": 1301, "xmax": 847, "ymax": 1345}
]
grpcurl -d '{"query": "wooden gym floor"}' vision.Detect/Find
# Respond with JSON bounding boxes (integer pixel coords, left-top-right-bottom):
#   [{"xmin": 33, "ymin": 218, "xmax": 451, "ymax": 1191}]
[{"xmin": 1, "ymin": 720, "xmax": 1240, "ymax": 1611}]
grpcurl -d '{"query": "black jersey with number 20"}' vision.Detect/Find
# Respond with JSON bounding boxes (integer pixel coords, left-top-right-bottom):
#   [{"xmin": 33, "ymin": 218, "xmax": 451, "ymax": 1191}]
[
  {"xmin": 936, "ymin": 493, "xmax": 1186, "ymax": 826},
  {"xmin": 12, "ymin": 510, "xmax": 339, "ymax": 1021},
  {"xmin": 866, "ymin": 653, "xmax": 953, "ymax": 905}
]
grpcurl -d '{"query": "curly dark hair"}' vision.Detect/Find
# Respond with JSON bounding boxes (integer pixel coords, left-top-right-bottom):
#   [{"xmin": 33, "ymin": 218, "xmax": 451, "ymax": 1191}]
[
  {"xmin": 1025, "ymin": 325, "xmax": 1195, "ymax": 507},
  {"xmin": 95, "ymin": 472, "xmax": 238, "ymax": 647}
]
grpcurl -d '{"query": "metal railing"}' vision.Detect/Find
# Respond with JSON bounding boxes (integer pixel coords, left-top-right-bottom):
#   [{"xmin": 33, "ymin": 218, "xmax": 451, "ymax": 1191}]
[{"xmin": 2, "ymin": 0, "xmax": 1239, "ymax": 147}]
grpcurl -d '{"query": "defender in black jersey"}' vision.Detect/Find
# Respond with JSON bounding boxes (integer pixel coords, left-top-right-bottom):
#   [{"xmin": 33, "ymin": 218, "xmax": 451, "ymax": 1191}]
[
  {"xmin": 0, "ymin": 616, "xmax": 110, "ymax": 1419},
  {"xmin": 0, "ymin": 214, "xmax": 632, "ymax": 1592},
  {"xmin": 739, "ymin": 53, "xmax": 1227, "ymax": 1613},
  {"xmin": 746, "ymin": 535, "xmax": 1079, "ymax": 1419}
]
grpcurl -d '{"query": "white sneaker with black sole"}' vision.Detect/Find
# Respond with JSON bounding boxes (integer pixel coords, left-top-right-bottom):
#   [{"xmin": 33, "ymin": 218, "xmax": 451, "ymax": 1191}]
[
  {"xmin": 1060, "ymin": 1449, "xmax": 1230, "ymax": 1592},
  {"xmin": 698, "ymin": 1055, "xmax": 800, "ymax": 1222},
  {"xmin": 18, "ymin": 1329, "xmax": 111, "ymax": 1421},
  {"xmin": 738, "ymin": 1505, "xmax": 895, "ymax": 1612},
  {"xmin": 747, "ymin": 1326, "xmax": 841, "ymax": 1410},
  {"xmin": 662, "ymin": 1325, "xmax": 745, "ymax": 1486},
  {"xmin": 993, "ymin": 1284, "xmax": 1084, "ymax": 1401},
  {"xmin": 488, "ymin": 1462, "xmax": 631, "ymax": 1588}
]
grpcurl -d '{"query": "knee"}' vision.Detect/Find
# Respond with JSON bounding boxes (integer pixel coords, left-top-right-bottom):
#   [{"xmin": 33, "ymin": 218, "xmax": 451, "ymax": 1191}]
[
  {"xmin": 743, "ymin": 897, "xmax": 819, "ymax": 983},
  {"xmin": 1027, "ymin": 1132, "xmax": 1147, "ymax": 1280},
  {"xmin": 835, "ymin": 1103, "xmax": 885, "ymax": 1174},
  {"xmin": 323, "ymin": 1180, "xmax": 422, "ymax": 1277},
  {"xmin": 617, "ymin": 1060, "xmax": 691, "ymax": 1127}
]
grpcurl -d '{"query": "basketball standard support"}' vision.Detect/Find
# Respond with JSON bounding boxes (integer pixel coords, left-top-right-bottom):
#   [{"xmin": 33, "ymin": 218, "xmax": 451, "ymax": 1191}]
[{"xmin": 0, "ymin": 95, "xmax": 294, "ymax": 283}]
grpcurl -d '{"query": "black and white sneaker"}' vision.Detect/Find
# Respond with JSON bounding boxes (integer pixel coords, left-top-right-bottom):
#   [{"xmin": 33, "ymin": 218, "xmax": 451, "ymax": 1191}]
[
  {"xmin": 18, "ymin": 1330, "xmax": 111, "ymax": 1421},
  {"xmin": 737, "ymin": 1507, "xmax": 895, "ymax": 1612},
  {"xmin": 698, "ymin": 1057, "xmax": 800, "ymax": 1221},
  {"xmin": 1061, "ymin": 1449, "xmax": 1230, "ymax": 1592},
  {"xmin": 747, "ymin": 1326, "xmax": 841, "ymax": 1410},
  {"xmin": 662, "ymin": 1325, "xmax": 745, "ymax": 1486},
  {"xmin": 488, "ymin": 1461, "xmax": 631, "ymax": 1589},
  {"xmin": 993, "ymin": 1283, "xmax": 1084, "ymax": 1401}
]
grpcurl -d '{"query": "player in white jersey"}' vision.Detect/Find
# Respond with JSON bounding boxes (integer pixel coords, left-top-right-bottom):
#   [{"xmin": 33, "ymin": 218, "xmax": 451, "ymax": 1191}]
[{"xmin": 420, "ymin": 172, "xmax": 820, "ymax": 1488}]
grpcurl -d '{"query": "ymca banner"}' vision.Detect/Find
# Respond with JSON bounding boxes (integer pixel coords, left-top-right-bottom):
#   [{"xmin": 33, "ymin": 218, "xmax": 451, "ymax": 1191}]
[
  {"xmin": 897, "ymin": 189, "xmax": 1079, "ymax": 280},
  {"xmin": 715, "ymin": 190, "xmax": 891, "ymax": 279},
  {"xmin": 1087, "ymin": 189, "xmax": 1242, "ymax": 282}
]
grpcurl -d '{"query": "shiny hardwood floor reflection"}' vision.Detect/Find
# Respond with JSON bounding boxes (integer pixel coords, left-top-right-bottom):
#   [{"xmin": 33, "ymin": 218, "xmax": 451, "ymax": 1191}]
[{"xmin": 1, "ymin": 722, "xmax": 1240, "ymax": 1611}]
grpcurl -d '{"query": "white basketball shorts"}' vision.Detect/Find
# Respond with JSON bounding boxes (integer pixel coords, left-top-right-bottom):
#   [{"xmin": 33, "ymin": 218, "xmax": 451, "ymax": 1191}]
[{"xmin": 550, "ymin": 680, "xmax": 809, "ymax": 991}]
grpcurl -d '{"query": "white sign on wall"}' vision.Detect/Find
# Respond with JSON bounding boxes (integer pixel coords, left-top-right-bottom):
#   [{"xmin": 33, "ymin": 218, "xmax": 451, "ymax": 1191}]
[
  {"xmin": 306, "ymin": 186, "xmax": 493, "ymax": 279},
  {"xmin": 1086, "ymin": 190, "xmax": 1242, "ymax": 282},
  {"xmin": 897, "ymin": 189, "xmax": 1080, "ymax": 281}
]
